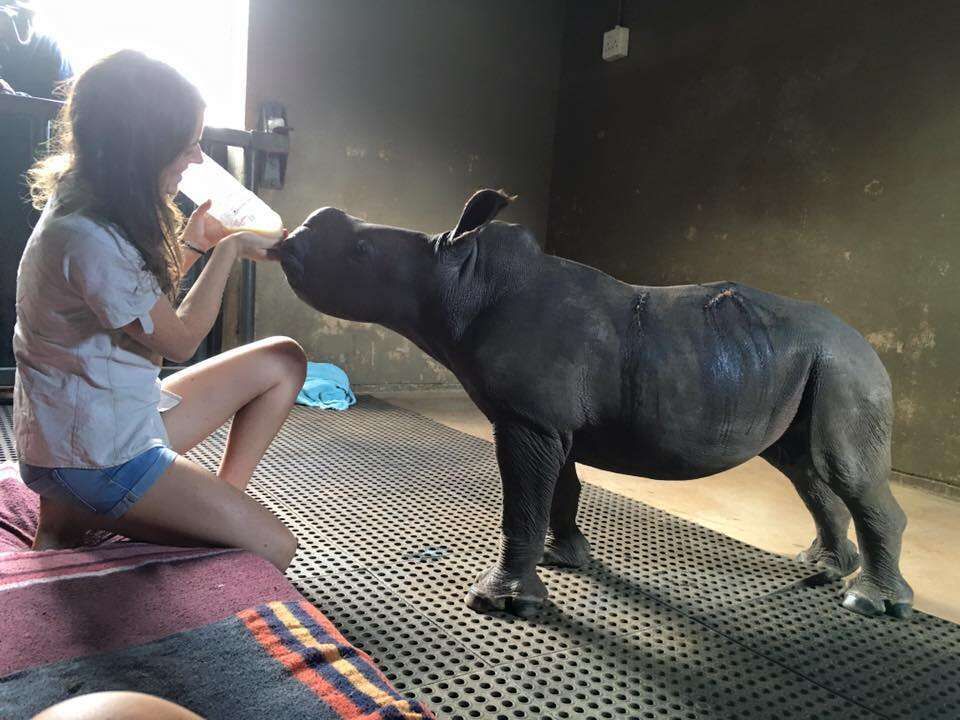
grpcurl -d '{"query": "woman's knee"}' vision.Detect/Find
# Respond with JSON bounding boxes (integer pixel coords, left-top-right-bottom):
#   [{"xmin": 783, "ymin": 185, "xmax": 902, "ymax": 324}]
[
  {"xmin": 268, "ymin": 524, "xmax": 298, "ymax": 571},
  {"xmin": 257, "ymin": 336, "xmax": 307, "ymax": 386}
]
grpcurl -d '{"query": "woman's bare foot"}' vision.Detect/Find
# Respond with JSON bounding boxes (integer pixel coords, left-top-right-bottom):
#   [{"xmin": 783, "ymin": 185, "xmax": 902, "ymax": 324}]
[{"xmin": 31, "ymin": 497, "xmax": 114, "ymax": 550}]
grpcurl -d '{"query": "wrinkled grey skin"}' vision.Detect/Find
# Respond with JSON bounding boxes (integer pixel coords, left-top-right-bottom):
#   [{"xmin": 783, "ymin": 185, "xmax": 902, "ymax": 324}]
[{"xmin": 271, "ymin": 189, "xmax": 913, "ymax": 620}]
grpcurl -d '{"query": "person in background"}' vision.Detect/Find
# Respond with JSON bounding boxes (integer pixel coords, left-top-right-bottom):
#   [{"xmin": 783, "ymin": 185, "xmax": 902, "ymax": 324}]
[
  {"xmin": 14, "ymin": 49, "xmax": 303, "ymax": 570},
  {"xmin": 0, "ymin": 1, "xmax": 72, "ymax": 98}
]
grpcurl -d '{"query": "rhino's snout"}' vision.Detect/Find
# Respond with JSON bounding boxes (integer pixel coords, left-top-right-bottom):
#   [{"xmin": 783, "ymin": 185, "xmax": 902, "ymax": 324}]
[{"xmin": 272, "ymin": 228, "xmax": 310, "ymax": 284}]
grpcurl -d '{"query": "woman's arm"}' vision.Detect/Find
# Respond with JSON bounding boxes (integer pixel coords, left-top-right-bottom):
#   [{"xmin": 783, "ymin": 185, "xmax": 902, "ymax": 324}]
[
  {"xmin": 177, "ymin": 199, "xmax": 224, "ymax": 275},
  {"xmin": 179, "ymin": 244, "xmax": 203, "ymax": 275},
  {"xmin": 121, "ymin": 232, "xmax": 274, "ymax": 362}
]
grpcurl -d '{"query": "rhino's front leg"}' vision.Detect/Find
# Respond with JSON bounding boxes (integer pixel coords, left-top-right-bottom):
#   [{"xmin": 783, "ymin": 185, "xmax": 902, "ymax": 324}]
[{"xmin": 465, "ymin": 423, "xmax": 570, "ymax": 618}]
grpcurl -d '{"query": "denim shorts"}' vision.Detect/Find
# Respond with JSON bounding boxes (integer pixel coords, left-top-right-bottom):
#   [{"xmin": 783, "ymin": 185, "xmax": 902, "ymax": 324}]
[{"xmin": 19, "ymin": 446, "xmax": 179, "ymax": 519}]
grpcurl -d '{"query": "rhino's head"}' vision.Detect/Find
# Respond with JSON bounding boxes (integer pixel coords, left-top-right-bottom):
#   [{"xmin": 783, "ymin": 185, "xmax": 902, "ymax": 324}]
[{"xmin": 271, "ymin": 189, "xmax": 514, "ymax": 325}]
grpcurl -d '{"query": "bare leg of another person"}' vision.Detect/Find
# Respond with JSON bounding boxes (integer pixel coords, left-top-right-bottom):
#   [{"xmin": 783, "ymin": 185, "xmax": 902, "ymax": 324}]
[{"xmin": 32, "ymin": 691, "xmax": 204, "ymax": 720}]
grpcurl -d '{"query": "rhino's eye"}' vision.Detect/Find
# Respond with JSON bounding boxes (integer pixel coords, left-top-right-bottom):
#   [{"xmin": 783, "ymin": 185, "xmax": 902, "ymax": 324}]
[{"xmin": 355, "ymin": 238, "xmax": 369, "ymax": 257}]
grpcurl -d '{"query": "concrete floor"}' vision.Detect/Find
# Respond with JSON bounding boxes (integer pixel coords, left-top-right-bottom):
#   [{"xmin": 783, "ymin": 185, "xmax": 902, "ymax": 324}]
[{"xmin": 374, "ymin": 389, "xmax": 960, "ymax": 624}]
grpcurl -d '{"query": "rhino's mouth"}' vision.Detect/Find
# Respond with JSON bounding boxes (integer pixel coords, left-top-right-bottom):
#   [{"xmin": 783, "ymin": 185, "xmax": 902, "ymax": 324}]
[
  {"xmin": 269, "ymin": 231, "xmax": 306, "ymax": 286},
  {"xmin": 280, "ymin": 250, "xmax": 304, "ymax": 281}
]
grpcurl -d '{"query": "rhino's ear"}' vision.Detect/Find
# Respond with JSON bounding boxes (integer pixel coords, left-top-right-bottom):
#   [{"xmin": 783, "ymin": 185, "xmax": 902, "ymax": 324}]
[{"xmin": 449, "ymin": 188, "xmax": 516, "ymax": 242}]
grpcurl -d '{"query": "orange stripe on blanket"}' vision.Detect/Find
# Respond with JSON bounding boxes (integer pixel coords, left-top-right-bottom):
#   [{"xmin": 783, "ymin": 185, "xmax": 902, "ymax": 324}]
[
  {"xmin": 297, "ymin": 599, "xmax": 436, "ymax": 718},
  {"xmin": 238, "ymin": 606, "xmax": 363, "ymax": 718},
  {"xmin": 269, "ymin": 601, "xmax": 423, "ymax": 719}
]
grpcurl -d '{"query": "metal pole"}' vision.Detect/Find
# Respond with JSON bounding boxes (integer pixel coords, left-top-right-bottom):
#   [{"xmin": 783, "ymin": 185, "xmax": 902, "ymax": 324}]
[{"xmin": 240, "ymin": 146, "xmax": 257, "ymax": 344}]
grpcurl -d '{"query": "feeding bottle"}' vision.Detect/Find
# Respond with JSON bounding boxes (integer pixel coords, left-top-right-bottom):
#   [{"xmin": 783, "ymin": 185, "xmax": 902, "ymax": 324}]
[{"xmin": 178, "ymin": 151, "xmax": 284, "ymax": 239}]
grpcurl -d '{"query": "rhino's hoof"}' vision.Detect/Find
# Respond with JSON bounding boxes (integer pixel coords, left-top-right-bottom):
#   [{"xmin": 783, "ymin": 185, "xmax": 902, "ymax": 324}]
[
  {"xmin": 841, "ymin": 573, "xmax": 914, "ymax": 620},
  {"xmin": 465, "ymin": 588, "xmax": 544, "ymax": 618},
  {"xmin": 465, "ymin": 565, "xmax": 548, "ymax": 618},
  {"xmin": 842, "ymin": 590, "xmax": 884, "ymax": 617},
  {"xmin": 797, "ymin": 537, "xmax": 860, "ymax": 582},
  {"xmin": 886, "ymin": 602, "xmax": 914, "ymax": 620},
  {"xmin": 540, "ymin": 530, "xmax": 592, "ymax": 568}
]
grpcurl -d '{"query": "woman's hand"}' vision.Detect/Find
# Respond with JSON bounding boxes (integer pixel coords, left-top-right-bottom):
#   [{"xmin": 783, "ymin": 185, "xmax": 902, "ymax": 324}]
[
  {"xmin": 221, "ymin": 231, "xmax": 282, "ymax": 262},
  {"xmin": 181, "ymin": 199, "xmax": 230, "ymax": 253}
]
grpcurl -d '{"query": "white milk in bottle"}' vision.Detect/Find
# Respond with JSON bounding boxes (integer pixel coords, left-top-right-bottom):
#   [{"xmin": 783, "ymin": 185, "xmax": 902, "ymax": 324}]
[{"xmin": 178, "ymin": 152, "xmax": 283, "ymax": 239}]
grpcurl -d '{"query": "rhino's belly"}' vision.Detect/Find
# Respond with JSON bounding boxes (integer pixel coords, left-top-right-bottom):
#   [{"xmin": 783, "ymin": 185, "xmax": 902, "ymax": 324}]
[
  {"xmin": 570, "ymin": 396, "xmax": 799, "ymax": 480},
  {"xmin": 571, "ymin": 432, "xmax": 758, "ymax": 480}
]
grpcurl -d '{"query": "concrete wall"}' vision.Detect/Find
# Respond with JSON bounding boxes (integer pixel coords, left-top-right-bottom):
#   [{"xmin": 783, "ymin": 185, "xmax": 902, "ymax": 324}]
[
  {"xmin": 547, "ymin": 1, "xmax": 960, "ymax": 487},
  {"xmin": 245, "ymin": 0, "xmax": 564, "ymax": 388}
]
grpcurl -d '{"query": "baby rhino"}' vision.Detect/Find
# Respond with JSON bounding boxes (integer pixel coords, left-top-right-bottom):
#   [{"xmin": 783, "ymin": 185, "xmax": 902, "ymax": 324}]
[{"xmin": 270, "ymin": 189, "xmax": 913, "ymax": 620}]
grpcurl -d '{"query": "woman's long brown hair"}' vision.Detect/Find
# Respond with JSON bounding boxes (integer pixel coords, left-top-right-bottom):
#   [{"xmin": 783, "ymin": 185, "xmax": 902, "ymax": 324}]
[{"xmin": 28, "ymin": 50, "xmax": 205, "ymax": 299}]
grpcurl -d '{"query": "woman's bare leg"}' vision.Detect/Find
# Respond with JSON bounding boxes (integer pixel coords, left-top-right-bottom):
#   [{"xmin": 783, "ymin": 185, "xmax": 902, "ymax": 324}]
[
  {"xmin": 114, "ymin": 455, "xmax": 298, "ymax": 569},
  {"xmin": 161, "ymin": 336, "xmax": 307, "ymax": 488},
  {"xmin": 33, "ymin": 456, "xmax": 297, "ymax": 569},
  {"xmin": 30, "ymin": 336, "xmax": 306, "ymax": 551}
]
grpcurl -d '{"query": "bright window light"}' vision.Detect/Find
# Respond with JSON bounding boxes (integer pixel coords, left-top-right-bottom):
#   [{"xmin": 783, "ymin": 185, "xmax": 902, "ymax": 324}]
[{"xmin": 31, "ymin": 0, "xmax": 249, "ymax": 129}]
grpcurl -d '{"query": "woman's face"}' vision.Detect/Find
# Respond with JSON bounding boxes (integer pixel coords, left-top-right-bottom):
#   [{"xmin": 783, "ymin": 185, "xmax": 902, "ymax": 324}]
[{"xmin": 159, "ymin": 111, "xmax": 204, "ymax": 196}]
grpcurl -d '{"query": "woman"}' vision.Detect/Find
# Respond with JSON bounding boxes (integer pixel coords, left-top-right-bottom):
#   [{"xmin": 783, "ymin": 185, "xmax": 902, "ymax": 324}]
[{"xmin": 13, "ymin": 49, "xmax": 303, "ymax": 570}]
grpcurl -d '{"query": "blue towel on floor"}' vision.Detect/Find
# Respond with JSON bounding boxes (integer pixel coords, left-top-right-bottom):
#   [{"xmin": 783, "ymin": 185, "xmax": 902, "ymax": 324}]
[{"xmin": 296, "ymin": 362, "xmax": 356, "ymax": 410}]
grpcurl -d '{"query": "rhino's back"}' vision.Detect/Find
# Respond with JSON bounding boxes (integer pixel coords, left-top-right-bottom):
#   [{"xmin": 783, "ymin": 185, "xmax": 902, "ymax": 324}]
[
  {"xmin": 452, "ymin": 255, "xmax": 881, "ymax": 477},
  {"xmin": 576, "ymin": 280, "xmax": 882, "ymax": 477}
]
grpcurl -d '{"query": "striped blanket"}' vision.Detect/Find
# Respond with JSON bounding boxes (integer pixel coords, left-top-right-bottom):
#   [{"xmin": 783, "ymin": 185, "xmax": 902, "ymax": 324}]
[
  {"xmin": 2, "ymin": 599, "xmax": 433, "ymax": 719},
  {"xmin": 0, "ymin": 466, "xmax": 433, "ymax": 719}
]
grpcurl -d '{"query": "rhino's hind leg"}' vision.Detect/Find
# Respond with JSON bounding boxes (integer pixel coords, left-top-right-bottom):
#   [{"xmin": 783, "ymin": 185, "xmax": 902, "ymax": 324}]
[
  {"xmin": 798, "ymin": 357, "xmax": 913, "ymax": 619},
  {"xmin": 540, "ymin": 459, "xmax": 592, "ymax": 568},
  {"xmin": 762, "ymin": 442, "xmax": 860, "ymax": 581},
  {"xmin": 836, "ymin": 484, "xmax": 913, "ymax": 619}
]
